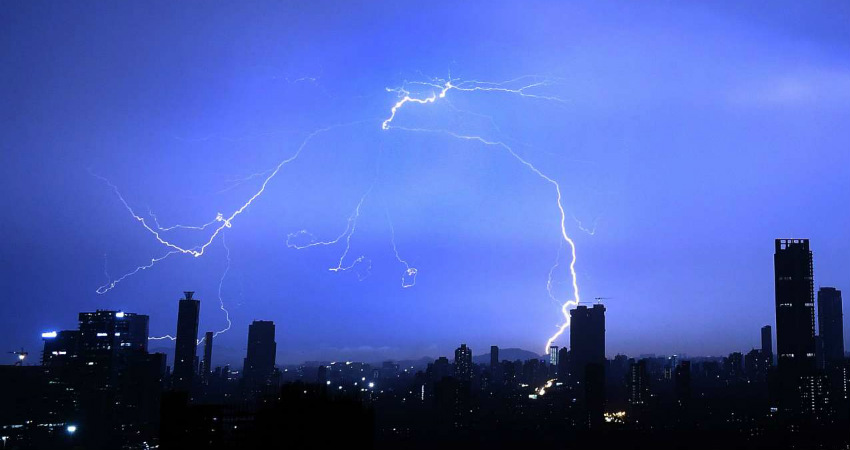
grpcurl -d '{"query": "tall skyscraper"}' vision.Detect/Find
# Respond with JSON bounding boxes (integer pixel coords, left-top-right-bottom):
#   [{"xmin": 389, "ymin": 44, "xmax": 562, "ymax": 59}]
[
  {"xmin": 570, "ymin": 304, "xmax": 606, "ymax": 428},
  {"xmin": 557, "ymin": 347, "xmax": 570, "ymax": 377},
  {"xmin": 173, "ymin": 291, "xmax": 200, "ymax": 392},
  {"xmin": 627, "ymin": 359, "xmax": 650, "ymax": 407},
  {"xmin": 79, "ymin": 310, "xmax": 149, "ymax": 355},
  {"xmin": 201, "ymin": 331, "xmax": 214, "ymax": 384},
  {"xmin": 569, "ymin": 304, "xmax": 606, "ymax": 383},
  {"xmin": 76, "ymin": 310, "xmax": 149, "ymax": 388},
  {"xmin": 817, "ymin": 287, "xmax": 844, "ymax": 366},
  {"xmin": 432, "ymin": 356, "xmax": 450, "ymax": 382},
  {"xmin": 41, "ymin": 329, "xmax": 79, "ymax": 368},
  {"xmin": 773, "ymin": 239, "xmax": 816, "ymax": 376},
  {"xmin": 454, "ymin": 344, "xmax": 472, "ymax": 381},
  {"xmin": 761, "ymin": 325, "xmax": 773, "ymax": 365},
  {"xmin": 549, "ymin": 345, "xmax": 559, "ymax": 367},
  {"xmin": 243, "ymin": 320, "xmax": 277, "ymax": 390},
  {"xmin": 674, "ymin": 361, "xmax": 691, "ymax": 410},
  {"xmin": 490, "ymin": 345, "xmax": 499, "ymax": 370}
]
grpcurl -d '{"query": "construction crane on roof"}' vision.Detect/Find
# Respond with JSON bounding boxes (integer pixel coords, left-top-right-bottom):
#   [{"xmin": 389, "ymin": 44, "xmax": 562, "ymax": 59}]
[{"xmin": 9, "ymin": 348, "xmax": 28, "ymax": 366}]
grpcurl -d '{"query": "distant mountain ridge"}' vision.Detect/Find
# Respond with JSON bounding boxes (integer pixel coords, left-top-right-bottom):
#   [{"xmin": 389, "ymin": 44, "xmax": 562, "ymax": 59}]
[{"xmin": 473, "ymin": 348, "xmax": 541, "ymax": 364}]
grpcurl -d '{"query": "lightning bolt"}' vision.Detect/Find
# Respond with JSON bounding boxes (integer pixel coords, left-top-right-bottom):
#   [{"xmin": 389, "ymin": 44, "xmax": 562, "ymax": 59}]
[
  {"xmin": 92, "ymin": 124, "xmax": 350, "ymax": 262},
  {"xmin": 381, "ymin": 76, "xmax": 579, "ymax": 353},
  {"xmin": 102, "ymin": 253, "xmax": 111, "ymax": 285},
  {"xmin": 91, "ymin": 122, "xmax": 369, "ymax": 292},
  {"xmin": 546, "ymin": 242, "xmax": 565, "ymax": 307},
  {"xmin": 149, "ymin": 235, "xmax": 234, "ymax": 344},
  {"xmin": 96, "ymin": 74, "xmax": 579, "ymax": 355},
  {"xmin": 572, "ymin": 214, "xmax": 599, "ymax": 236},
  {"xmin": 148, "ymin": 335, "xmax": 176, "ymax": 341},
  {"xmin": 286, "ymin": 188, "xmax": 372, "ymax": 277},
  {"xmin": 96, "ymin": 249, "xmax": 184, "ymax": 295},
  {"xmin": 148, "ymin": 207, "xmax": 223, "ymax": 232},
  {"xmin": 212, "ymin": 232, "xmax": 233, "ymax": 338},
  {"xmin": 382, "ymin": 75, "xmax": 565, "ymax": 130},
  {"xmin": 386, "ymin": 209, "xmax": 417, "ymax": 288}
]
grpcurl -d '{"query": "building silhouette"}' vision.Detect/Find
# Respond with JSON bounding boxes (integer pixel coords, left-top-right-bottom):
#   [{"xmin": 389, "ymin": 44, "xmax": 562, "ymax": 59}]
[
  {"xmin": 490, "ymin": 345, "xmax": 499, "ymax": 370},
  {"xmin": 628, "ymin": 359, "xmax": 650, "ymax": 411},
  {"xmin": 201, "ymin": 331, "xmax": 214, "ymax": 384},
  {"xmin": 557, "ymin": 347, "xmax": 570, "ymax": 377},
  {"xmin": 454, "ymin": 344, "xmax": 472, "ymax": 381},
  {"xmin": 173, "ymin": 292, "xmax": 200, "ymax": 392},
  {"xmin": 569, "ymin": 304, "xmax": 606, "ymax": 382},
  {"xmin": 41, "ymin": 329, "xmax": 79, "ymax": 368},
  {"xmin": 773, "ymin": 239, "xmax": 834, "ymax": 423},
  {"xmin": 243, "ymin": 320, "xmax": 276, "ymax": 393},
  {"xmin": 432, "ymin": 356, "xmax": 450, "ymax": 382},
  {"xmin": 548, "ymin": 345, "xmax": 559, "ymax": 367},
  {"xmin": 817, "ymin": 287, "xmax": 844, "ymax": 366},
  {"xmin": 570, "ymin": 304, "xmax": 606, "ymax": 428},
  {"xmin": 78, "ymin": 310, "xmax": 149, "ymax": 385},
  {"xmin": 674, "ymin": 361, "xmax": 691, "ymax": 410},
  {"xmin": 774, "ymin": 239, "xmax": 816, "ymax": 376},
  {"xmin": 34, "ymin": 310, "xmax": 163, "ymax": 449},
  {"xmin": 761, "ymin": 325, "xmax": 773, "ymax": 366}
]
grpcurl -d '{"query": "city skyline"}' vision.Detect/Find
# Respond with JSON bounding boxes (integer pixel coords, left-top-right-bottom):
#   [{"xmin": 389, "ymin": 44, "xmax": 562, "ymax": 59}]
[
  {"xmin": 28, "ymin": 236, "xmax": 848, "ymax": 370},
  {"xmin": 3, "ymin": 0, "xmax": 850, "ymax": 364},
  {"xmin": 14, "ymin": 238, "xmax": 850, "ymax": 449},
  {"xmin": 3, "ymin": 2, "xmax": 849, "ymax": 448},
  {"xmin": 16, "ymin": 236, "xmax": 850, "ymax": 366}
]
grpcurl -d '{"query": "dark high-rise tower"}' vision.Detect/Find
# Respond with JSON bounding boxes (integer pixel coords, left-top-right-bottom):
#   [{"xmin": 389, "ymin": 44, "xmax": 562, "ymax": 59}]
[
  {"xmin": 761, "ymin": 325, "xmax": 773, "ymax": 365},
  {"xmin": 76, "ymin": 310, "xmax": 149, "ymax": 387},
  {"xmin": 173, "ymin": 291, "xmax": 200, "ymax": 392},
  {"xmin": 627, "ymin": 359, "xmax": 650, "ymax": 417},
  {"xmin": 41, "ymin": 329, "xmax": 79, "ymax": 368},
  {"xmin": 454, "ymin": 344, "xmax": 472, "ymax": 381},
  {"xmin": 201, "ymin": 331, "xmax": 214, "ymax": 384},
  {"xmin": 557, "ymin": 347, "xmax": 570, "ymax": 377},
  {"xmin": 674, "ymin": 361, "xmax": 691, "ymax": 410},
  {"xmin": 490, "ymin": 345, "xmax": 499, "ymax": 371},
  {"xmin": 773, "ymin": 239, "xmax": 816, "ymax": 375},
  {"xmin": 569, "ymin": 304, "xmax": 606, "ymax": 382},
  {"xmin": 817, "ymin": 287, "xmax": 844, "ymax": 366},
  {"xmin": 243, "ymin": 320, "xmax": 276, "ymax": 390},
  {"xmin": 570, "ymin": 303, "xmax": 606, "ymax": 429}
]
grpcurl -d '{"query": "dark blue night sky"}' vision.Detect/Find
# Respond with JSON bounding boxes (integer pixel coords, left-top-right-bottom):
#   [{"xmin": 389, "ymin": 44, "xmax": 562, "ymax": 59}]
[{"xmin": 2, "ymin": 1, "xmax": 849, "ymax": 365}]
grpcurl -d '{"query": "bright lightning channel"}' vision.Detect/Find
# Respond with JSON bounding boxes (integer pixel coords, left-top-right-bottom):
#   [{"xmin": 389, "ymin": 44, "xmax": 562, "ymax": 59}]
[
  {"xmin": 386, "ymin": 210, "xmax": 417, "ymax": 288},
  {"xmin": 91, "ymin": 123, "xmax": 370, "ymax": 293},
  {"xmin": 285, "ymin": 188, "xmax": 372, "ymax": 277},
  {"xmin": 91, "ymin": 125, "xmax": 345, "ymax": 265},
  {"xmin": 572, "ymin": 214, "xmax": 599, "ymax": 236},
  {"xmin": 96, "ymin": 250, "xmax": 184, "ymax": 295},
  {"xmin": 148, "ymin": 207, "xmax": 223, "ymax": 232},
  {"xmin": 382, "ymin": 76, "xmax": 579, "ymax": 353},
  {"xmin": 212, "ymin": 232, "xmax": 233, "ymax": 338},
  {"xmin": 382, "ymin": 76, "xmax": 565, "ymax": 131},
  {"xmin": 150, "ymin": 235, "xmax": 233, "ymax": 344}
]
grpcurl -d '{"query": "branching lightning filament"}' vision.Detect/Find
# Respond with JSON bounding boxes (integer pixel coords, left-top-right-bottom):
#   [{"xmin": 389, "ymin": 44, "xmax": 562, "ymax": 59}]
[
  {"xmin": 386, "ymin": 210, "xmax": 417, "ymax": 288},
  {"xmin": 95, "ymin": 74, "xmax": 579, "ymax": 355},
  {"xmin": 286, "ymin": 188, "xmax": 372, "ymax": 276},
  {"xmin": 381, "ymin": 76, "xmax": 579, "ymax": 353}
]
